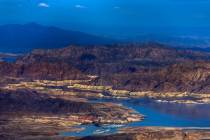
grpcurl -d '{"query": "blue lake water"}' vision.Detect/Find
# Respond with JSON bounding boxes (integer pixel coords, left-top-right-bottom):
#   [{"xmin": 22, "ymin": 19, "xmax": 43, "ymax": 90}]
[{"xmin": 61, "ymin": 98, "xmax": 210, "ymax": 137}]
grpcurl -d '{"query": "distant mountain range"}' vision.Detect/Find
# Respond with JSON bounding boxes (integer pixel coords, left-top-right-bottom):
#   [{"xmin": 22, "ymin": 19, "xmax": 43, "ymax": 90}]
[
  {"xmin": 112, "ymin": 26, "xmax": 210, "ymax": 50},
  {"xmin": 0, "ymin": 23, "xmax": 210, "ymax": 53},
  {"xmin": 122, "ymin": 34, "xmax": 210, "ymax": 52},
  {"xmin": 0, "ymin": 23, "xmax": 116, "ymax": 53}
]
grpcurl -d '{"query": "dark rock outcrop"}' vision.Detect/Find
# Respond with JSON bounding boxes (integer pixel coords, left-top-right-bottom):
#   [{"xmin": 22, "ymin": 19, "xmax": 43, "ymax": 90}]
[{"xmin": 0, "ymin": 89, "xmax": 94, "ymax": 114}]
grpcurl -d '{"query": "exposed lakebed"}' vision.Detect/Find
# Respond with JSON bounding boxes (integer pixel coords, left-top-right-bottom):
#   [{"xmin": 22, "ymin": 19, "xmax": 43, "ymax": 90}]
[{"xmin": 62, "ymin": 98, "xmax": 210, "ymax": 137}]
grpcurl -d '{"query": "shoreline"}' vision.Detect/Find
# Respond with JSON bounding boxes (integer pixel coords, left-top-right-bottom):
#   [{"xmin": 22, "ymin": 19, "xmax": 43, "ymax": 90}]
[
  {"xmin": 1, "ymin": 79, "xmax": 210, "ymax": 139},
  {"xmin": 2, "ymin": 79, "xmax": 210, "ymax": 105},
  {"xmin": 76, "ymin": 126, "xmax": 210, "ymax": 140}
]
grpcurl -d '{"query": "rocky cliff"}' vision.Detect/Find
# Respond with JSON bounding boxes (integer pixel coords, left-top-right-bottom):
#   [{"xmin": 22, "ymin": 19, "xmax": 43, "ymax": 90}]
[{"xmin": 1, "ymin": 43, "xmax": 210, "ymax": 94}]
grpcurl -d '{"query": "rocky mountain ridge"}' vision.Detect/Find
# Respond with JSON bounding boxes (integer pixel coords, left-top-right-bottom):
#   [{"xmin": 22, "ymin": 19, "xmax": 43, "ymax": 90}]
[{"xmin": 0, "ymin": 43, "xmax": 210, "ymax": 94}]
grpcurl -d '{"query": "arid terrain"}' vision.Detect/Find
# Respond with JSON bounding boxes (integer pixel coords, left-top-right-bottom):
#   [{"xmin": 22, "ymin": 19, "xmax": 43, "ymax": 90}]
[
  {"xmin": 0, "ymin": 43, "xmax": 210, "ymax": 139},
  {"xmin": 79, "ymin": 127, "xmax": 210, "ymax": 140},
  {"xmin": 1, "ymin": 43, "xmax": 210, "ymax": 102}
]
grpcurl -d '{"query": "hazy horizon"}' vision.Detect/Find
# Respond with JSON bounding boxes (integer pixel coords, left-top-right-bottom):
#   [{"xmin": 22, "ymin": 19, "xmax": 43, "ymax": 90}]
[{"xmin": 1, "ymin": 0, "xmax": 210, "ymax": 39}]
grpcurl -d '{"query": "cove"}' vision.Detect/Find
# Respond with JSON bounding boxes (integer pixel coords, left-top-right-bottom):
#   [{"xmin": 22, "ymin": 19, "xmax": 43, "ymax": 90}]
[{"xmin": 61, "ymin": 98, "xmax": 210, "ymax": 137}]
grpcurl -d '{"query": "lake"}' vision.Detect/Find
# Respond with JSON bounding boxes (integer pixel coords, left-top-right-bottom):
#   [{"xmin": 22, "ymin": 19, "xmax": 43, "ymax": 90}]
[{"xmin": 61, "ymin": 98, "xmax": 210, "ymax": 137}]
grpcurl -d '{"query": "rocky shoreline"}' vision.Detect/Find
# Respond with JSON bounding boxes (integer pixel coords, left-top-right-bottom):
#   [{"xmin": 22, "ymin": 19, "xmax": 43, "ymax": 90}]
[
  {"xmin": 1, "ymin": 78, "xmax": 210, "ymax": 140},
  {"xmin": 1, "ymin": 80, "xmax": 210, "ymax": 140},
  {"xmin": 79, "ymin": 127, "xmax": 210, "ymax": 140},
  {"xmin": 0, "ymin": 44, "xmax": 210, "ymax": 139},
  {"xmin": 0, "ymin": 88, "xmax": 143, "ymax": 140},
  {"xmin": 2, "ymin": 79, "xmax": 210, "ymax": 104}
]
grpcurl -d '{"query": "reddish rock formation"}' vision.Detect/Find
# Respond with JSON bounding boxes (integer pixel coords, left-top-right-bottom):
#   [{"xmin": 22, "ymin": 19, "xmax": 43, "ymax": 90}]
[{"xmin": 0, "ymin": 43, "xmax": 210, "ymax": 94}]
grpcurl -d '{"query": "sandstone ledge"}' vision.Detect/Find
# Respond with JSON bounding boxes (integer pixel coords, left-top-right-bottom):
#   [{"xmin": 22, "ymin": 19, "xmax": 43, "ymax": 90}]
[{"xmin": 2, "ymin": 79, "xmax": 210, "ymax": 104}]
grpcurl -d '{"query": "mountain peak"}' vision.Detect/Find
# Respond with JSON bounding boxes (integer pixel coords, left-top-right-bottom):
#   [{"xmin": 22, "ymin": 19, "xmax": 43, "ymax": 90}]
[{"xmin": 0, "ymin": 23, "xmax": 116, "ymax": 53}]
